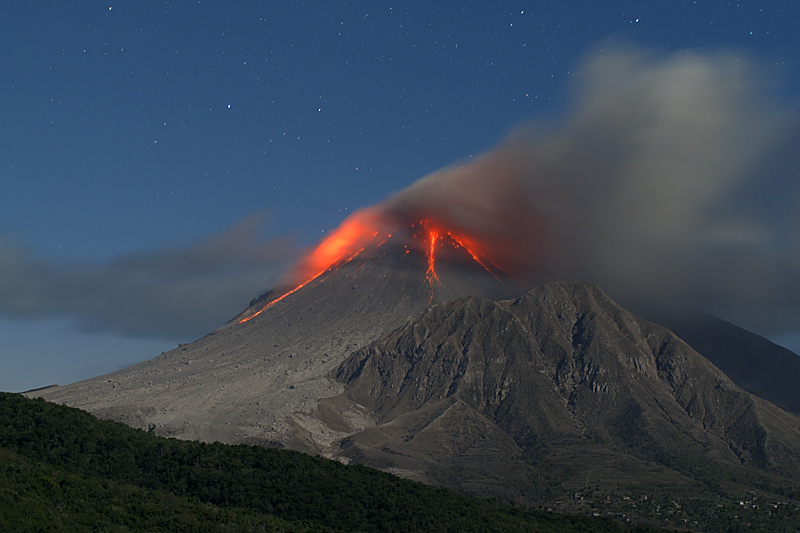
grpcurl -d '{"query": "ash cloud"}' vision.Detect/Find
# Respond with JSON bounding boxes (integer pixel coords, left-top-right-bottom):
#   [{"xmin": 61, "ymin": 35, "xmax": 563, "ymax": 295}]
[
  {"xmin": 0, "ymin": 215, "xmax": 290, "ymax": 339},
  {"xmin": 382, "ymin": 46, "xmax": 800, "ymax": 338}
]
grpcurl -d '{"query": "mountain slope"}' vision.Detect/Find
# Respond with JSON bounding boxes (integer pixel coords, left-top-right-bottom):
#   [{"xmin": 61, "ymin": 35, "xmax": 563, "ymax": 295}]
[
  {"xmin": 30, "ymin": 231, "xmax": 519, "ymax": 452},
  {"xmin": 652, "ymin": 308, "xmax": 800, "ymax": 414},
  {"xmin": 0, "ymin": 392, "xmax": 661, "ymax": 533},
  {"xmin": 328, "ymin": 282, "xmax": 800, "ymax": 515}
]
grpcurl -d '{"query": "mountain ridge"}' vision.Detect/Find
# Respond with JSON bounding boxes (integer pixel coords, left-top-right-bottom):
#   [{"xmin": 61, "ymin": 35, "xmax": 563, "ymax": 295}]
[
  {"xmin": 325, "ymin": 282, "xmax": 800, "ymax": 509},
  {"xmin": 30, "ymin": 231, "xmax": 520, "ymax": 452},
  {"xmin": 652, "ymin": 308, "xmax": 800, "ymax": 414},
  {"xmin": 25, "ymin": 230, "xmax": 800, "ymax": 528}
]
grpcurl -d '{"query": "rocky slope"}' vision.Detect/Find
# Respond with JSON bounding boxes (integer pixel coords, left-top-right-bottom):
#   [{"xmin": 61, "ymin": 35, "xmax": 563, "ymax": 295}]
[
  {"xmin": 654, "ymin": 308, "xmax": 800, "ymax": 414},
  {"xmin": 30, "ymin": 233, "xmax": 518, "ymax": 452},
  {"xmin": 325, "ymin": 282, "xmax": 800, "ymax": 505},
  {"xmin": 28, "ymin": 271, "xmax": 800, "ymax": 526}
]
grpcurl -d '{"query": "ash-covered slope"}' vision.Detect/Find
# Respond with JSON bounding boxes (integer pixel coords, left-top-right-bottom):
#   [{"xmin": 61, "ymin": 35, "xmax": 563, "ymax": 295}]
[
  {"xmin": 329, "ymin": 282, "xmax": 800, "ymax": 504},
  {"xmin": 652, "ymin": 309, "xmax": 800, "ymax": 415},
  {"xmin": 30, "ymin": 231, "xmax": 520, "ymax": 451}
]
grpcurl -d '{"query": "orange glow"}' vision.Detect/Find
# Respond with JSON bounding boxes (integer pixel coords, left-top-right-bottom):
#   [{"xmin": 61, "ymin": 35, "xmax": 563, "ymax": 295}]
[
  {"xmin": 235, "ymin": 209, "xmax": 512, "ymax": 327},
  {"xmin": 425, "ymin": 228, "xmax": 440, "ymax": 300},
  {"xmin": 238, "ymin": 277, "xmax": 314, "ymax": 324},
  {"xmin": 447, "ymin": 233, "xmax": 505, "ymax": 283},
  {"xmin": 299, "ymin": 208, "xmax": 383, "ymax": 282},
  {"xmin": 237, "ymin": 207, "xmax": 386, "ymax": 324}
]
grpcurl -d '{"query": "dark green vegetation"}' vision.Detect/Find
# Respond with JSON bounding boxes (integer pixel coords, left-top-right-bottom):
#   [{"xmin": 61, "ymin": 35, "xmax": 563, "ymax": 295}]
[
  {"xmin": 0, "ymin": 447, "xmax": 309, "ymax": 532},
  {"xmin": 0, "ymin": 393, "xmax": 655, "ymax": 532}
]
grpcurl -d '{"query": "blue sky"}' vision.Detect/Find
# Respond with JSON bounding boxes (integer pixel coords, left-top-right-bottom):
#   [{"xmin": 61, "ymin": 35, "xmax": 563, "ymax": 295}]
[{"xmin": 1, "ymin": 2, "xmax": 798, "ymax": 392}]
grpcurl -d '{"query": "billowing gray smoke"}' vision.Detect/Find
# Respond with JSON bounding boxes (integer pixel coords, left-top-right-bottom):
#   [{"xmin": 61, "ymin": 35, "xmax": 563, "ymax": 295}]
[
  {"xmin": 0, "ymin": 215, "xmax": 288, "ymax": 338},
  {"xmin": 380, "ymin": 46, "xmax": 799, "ymax": 338},
  {"xmin": 2, "ymin": 46, "xmax": 796, "ymax": 346}
]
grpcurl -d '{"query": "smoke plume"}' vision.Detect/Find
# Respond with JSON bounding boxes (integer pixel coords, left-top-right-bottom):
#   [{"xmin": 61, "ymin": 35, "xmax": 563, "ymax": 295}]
[
  {"xmin": 379, "ymin": 46, "xmax": 800, "ymax": 338},
  {"xmin": 3, "ymin": 46, "xmax": 796, "ymax": 345},
  {"xmin": 0, "ymin": 215, "xmax": 289, "ymax": 338}
]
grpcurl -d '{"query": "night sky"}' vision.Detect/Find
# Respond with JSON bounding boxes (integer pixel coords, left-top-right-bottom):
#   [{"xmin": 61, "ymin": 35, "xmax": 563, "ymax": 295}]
[{"xmin": 2, "ymin": 2, "xmax": 798, "ymax": 392}]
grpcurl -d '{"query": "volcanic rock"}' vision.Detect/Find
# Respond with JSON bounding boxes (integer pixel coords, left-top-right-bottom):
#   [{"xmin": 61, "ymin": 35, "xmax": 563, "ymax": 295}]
[
  {"xmin": 27, "ymin": 219, "xmax": 800, "ymax": 519},
  {"xmin": 325, "ymin": 282, "xmax": 800, "ymax": 503},
  {"xmin": 653, "ymin": 308, "xmax": 800, "ymax": 414},
  {"xmin": 30, "ymin": 230, "xmax": 519, "ymax": 451}
]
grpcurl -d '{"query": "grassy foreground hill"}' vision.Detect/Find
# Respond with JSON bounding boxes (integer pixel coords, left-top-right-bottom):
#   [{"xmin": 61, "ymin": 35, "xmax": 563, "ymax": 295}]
[{"xmin": 0, "ymin": 393, "xmax": 655, "ymax": 532}]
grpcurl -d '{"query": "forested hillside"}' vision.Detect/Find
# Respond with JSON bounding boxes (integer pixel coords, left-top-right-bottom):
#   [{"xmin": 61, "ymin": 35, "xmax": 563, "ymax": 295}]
[{"xmin": 0, "ymin": 393, "xmax": 654, "ymax": 532}]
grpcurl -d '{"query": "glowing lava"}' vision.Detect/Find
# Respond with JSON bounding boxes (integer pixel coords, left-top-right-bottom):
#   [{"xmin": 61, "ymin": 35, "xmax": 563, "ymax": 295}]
[
  {"xmin": 238, "ymin": 208, "xmax": 386, "ymax": 324},
  {"xmin": 416, "ymin": 219, "xmax": 504, "ymax": 285},
  {"xmin": 238, "ymin": 277, "xmax": 314, "ymax": 324},
  {"xmin": 447, "ymin": 233, "xmax": 506, "ymax": 284},
  {"xmin": 299, "ymin": 208, "xmax": 384, "ymax": 283},
  {"xmin": 236, "ymin": 209, "xmax": 510, "ymax": 326},
  {"xmin": 425, "ymin": 228, "xmax": 441, "ymax": 300}
]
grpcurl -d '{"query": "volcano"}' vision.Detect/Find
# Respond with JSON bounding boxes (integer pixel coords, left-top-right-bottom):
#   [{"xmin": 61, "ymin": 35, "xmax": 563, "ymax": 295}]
[
  {"xmin": 326, "ymin": 283, "xmax": 800, "ymax": 508},
  {"xmin": 32, "ymin": 216, "xmax": 522, "ymax": 451},
  {"xmin": 29, "ymin": 212, "xmax": 800, "ymax": 525}
]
